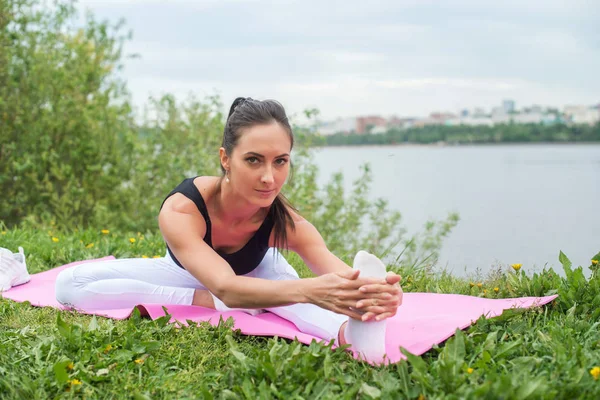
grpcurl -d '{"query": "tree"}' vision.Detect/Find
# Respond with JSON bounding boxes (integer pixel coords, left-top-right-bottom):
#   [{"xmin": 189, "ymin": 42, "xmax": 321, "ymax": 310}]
[{"xmin": 0, "ymin": 0, "xmax": 135, "ymax": 228}]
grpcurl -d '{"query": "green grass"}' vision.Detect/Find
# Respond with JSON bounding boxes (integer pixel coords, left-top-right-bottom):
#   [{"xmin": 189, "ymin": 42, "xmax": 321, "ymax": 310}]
[{"xmin": 1, "ymin": 227, "xmax": 600, "ymax": 399}]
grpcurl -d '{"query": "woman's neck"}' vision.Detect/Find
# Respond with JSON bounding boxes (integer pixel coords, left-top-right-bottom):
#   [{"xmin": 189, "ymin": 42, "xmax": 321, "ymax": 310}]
[{"xmin": 213, "ymin": 179, "xmax": 264, "ymax": 226}]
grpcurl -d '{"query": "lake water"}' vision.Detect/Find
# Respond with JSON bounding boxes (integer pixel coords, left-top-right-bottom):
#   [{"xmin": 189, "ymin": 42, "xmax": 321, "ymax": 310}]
[{"xmin": 311, "ymin": 143, "xmax": 600, "ymax": 277}]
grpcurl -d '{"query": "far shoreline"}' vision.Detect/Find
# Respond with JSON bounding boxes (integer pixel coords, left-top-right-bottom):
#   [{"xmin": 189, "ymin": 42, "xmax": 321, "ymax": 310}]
[{"xmin": 312, "ymin": 141, "xmax": 600, "ymax": 150}]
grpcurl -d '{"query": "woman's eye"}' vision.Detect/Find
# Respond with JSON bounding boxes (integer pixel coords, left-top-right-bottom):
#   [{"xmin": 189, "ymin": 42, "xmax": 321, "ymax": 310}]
[
  {"xmin": 246, "ymin": 157, "xmax": 259, "ymax": 164},
  {"xmin": 275, "ymin": 158, "xmax": 288, "ymax": 165}
]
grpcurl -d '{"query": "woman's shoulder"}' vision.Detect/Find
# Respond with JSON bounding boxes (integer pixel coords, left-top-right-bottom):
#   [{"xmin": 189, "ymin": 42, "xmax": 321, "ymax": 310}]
[
  {"xmin": 286, "ymin": 206, "xmax": 306, "ymax": 224},
  {"xmin": 192, "ymin": 175, "xmax": 221, "ymax": 200},
  {"xmin": 161, "ymin": 176, "xmax": 219, "ymax": 215}
]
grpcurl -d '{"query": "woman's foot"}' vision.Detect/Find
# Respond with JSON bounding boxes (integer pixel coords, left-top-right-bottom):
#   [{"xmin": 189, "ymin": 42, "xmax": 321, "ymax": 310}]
[{"xmin": 192, "ymin": 289, "xmax": 216, "ymax": 308}]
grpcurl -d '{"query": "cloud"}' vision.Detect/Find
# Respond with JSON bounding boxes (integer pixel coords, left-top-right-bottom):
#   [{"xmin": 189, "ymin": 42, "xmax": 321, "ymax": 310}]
[{"xmin": 77, "ymin": 0, "xmax": 599, "ymax": 118}]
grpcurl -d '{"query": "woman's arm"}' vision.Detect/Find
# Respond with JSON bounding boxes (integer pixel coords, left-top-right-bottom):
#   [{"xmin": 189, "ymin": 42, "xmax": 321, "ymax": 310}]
[
  {"xmin": 159, "ymin": 196, "xmax": 368, "ymax": 318},
  {"xmin": 286, "ymin": 219, "xmax": 353, "ymax": 276}
]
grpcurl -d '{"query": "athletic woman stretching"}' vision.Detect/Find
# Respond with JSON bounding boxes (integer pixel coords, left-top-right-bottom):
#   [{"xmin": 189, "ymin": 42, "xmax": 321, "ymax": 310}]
[{"xmin": 55, "ymin": 97, "xmax": 402, "ymax": 347}]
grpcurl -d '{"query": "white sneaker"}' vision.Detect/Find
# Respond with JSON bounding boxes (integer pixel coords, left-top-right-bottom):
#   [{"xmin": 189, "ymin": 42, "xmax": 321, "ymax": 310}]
[{"xmin": 0, "ymin": 246, "xmax": 31, "ymax": 292}]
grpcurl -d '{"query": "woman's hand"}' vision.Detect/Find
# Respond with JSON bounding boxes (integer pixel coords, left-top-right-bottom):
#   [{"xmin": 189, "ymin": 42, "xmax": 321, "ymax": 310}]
[
  {"xmin": 354, "ymin": 272, "xmax": 403, "ymax": 321},
  {"xmin": 304, "ymin": 270, "xmax": 386, "ymax": 320}
]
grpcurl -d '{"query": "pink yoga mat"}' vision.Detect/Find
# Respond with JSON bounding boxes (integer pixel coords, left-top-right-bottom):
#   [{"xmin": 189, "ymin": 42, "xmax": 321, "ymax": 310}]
[{"xmin": 1, "ymin": 257, "xmax": 557, "ymax": 364}]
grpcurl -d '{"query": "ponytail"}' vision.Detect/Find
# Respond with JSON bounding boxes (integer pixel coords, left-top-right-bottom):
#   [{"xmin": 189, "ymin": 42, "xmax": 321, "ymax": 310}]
[{"xmin": 269, "ymin": 193, "xmax": 296, "ymax": 252}]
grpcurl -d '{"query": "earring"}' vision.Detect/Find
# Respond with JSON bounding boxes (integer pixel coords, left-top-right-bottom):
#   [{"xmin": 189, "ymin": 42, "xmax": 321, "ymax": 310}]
[{"xmin": 225, "ymin": 171, "xmax": 230, "ymax": 183}]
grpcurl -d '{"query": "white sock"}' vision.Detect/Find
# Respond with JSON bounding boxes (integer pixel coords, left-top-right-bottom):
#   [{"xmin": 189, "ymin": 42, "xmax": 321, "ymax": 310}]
[{"xmin": 344, "ymin": 250, "xmax": 388, "ymax": 363}]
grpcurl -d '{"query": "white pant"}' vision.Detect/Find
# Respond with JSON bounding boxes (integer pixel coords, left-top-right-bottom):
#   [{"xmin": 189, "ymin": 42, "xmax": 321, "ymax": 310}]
[{"xmin": 55, "ymin": 248, "xmax": 346, "ymax": 341}]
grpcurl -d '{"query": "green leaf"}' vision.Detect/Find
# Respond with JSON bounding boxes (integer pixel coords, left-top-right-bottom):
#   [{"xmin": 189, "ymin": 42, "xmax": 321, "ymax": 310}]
[
  {"xmin": 360, "ymin": 383, "xmax": 381, "ymax": 399},
  {"xmin": 87, "ymin": 316, "xmax": 99, "ymax": 331},
  {"xmin": 401, "ymin": 348, "xmax": 427, "ymax": 373},
  {"xmin": 495, "ymin": 340, "xmax": 523, "ymax": 359},
  {"xmin": 446, "ymin": 329, "xmax": 466, "ymax": 363},
  {"xmin": 483, "ymin": 331, "xmax": 498, "ymax": 352},
  {"xmin": 559, "ymin": 251, "xmax": 572, "ymax": 277},
  {"xmin": 396, "ymin": 361, "xmax": 411, "ymax": 394},
  {"xmin": 515, "ymin": 376, "xmax": 547, "ymax": 399},
  {"xmin": 56, "ymin": 313, "xmax": 70, "ymax": 339},
  {"xmin": 52, "ymin": 360, "xmax": 71, "ymax": 384}
]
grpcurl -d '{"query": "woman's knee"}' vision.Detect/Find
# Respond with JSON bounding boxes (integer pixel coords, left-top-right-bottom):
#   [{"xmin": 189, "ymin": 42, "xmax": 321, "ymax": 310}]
[
  {"xmin": 254, "ymin": 248, "xmax": 299, "ymax": 280},
  {"xmin": 55, "ymin": 266, "xmax": 94, "ymax": 308},
  {"xmin": 55, "ymin": 267, "xmax": 77, "ymax": 307}
]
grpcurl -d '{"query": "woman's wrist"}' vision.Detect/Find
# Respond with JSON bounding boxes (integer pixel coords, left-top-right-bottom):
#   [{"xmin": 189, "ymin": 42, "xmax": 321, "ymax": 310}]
[{"xmin": 295, "ymin": 277, "xmax": 316, "ymax": 305}]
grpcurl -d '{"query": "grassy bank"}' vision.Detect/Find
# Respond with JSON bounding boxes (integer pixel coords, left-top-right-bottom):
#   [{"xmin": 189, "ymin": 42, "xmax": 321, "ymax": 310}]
[{"xmin": 1, "ymin": 227, "xmax": 600, "ymax": 399}]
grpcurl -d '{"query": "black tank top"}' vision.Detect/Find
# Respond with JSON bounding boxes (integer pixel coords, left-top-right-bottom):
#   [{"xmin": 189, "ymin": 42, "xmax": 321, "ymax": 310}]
[{"xmin": 160, "ymin": 177, "xmax": 275, "ymax": 275}]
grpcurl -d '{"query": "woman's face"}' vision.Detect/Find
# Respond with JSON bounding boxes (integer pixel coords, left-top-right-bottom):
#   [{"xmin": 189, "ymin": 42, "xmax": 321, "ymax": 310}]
[{"xmin": 223, "ymin": 122, "xmax": 292, "ymax": 207}]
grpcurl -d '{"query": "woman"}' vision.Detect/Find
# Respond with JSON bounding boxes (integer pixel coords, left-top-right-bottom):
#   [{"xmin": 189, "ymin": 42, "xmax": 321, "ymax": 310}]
[{"xmin": 55, "ymin": 97, "xmax": 402, "ymax": 347}]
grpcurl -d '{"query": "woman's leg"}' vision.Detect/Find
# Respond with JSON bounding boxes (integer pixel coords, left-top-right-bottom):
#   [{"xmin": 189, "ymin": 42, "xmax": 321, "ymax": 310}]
[
  {"xmin": 248, "ymin": 249, "xmax": 347, "ymax": 343},
  {"xmin": 55, "ymin": 251, "xmax": 207, "ymax": 311}
]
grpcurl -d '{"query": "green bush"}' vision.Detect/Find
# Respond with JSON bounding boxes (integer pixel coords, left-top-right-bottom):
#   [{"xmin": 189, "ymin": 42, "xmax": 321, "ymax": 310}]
[{"xmin": 0, "ymin": 0, "xmax": 138, "ymax": 229}]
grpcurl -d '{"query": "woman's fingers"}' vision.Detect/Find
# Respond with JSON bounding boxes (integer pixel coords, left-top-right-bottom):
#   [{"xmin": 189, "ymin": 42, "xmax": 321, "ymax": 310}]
[
  {"xmin": 355, "ymin": 295, "xmax": 397, "ymax": 308},
  {"xmin": 385, "ymin": 271, "xmax": 402, "ymax": 285},
  {"xmin": 335, "ymin": 306, "xmax": 365, "ymax": 320},
  {"xmin": 359, "ymin": 283, "xmax": 400, "ymax": 296},
  {"xmin": 360, "ymin": 309, "xmax": 397, "ymax": 322}
]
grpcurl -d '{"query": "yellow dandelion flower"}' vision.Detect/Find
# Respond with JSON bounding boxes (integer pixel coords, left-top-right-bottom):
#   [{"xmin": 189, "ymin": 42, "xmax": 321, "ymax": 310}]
[
  {"xmin": 592, "ymin": 260, "xmax": 599, "ymax": 266},
  {"xmin": 494, "ymin": 287, "xmax": 499, "ymax": 293},
  {"xmin": 85, "ymin": 243, "xmax": 94, "ymax": 249},
  {"xmin": 134, "ymin": 358, "xmax": 144, "ymax": 364},
  {"xmin": 590, "ymin": 366, "xmax": 600, "ymax": 380},
  {"xmin": 129, "ymin": 237, "xmax": 136, "ymax": 243},
  {"xmin": 142, "ymin": 255, "xmax": 149, "ymax": 259},
  {"xmin": 67, "ymin": 362, "xmax": 74, "ymax": 371},
  {"xmin": 511, "ymin": 263, "xmax": 522, "ymax": 271},
  {"xmin": 52, "ymin": 237, "xmax": 59, "ymax": 243},
  {"xmin": 476, "ymin": 283, "xmax": 482, "ymax": 288},
  {"xmin": 467, "ymin": 367, "xmax": 474, "ymax": 374},
  {"xmin": 469, "ymin": 282, "xmax": 474, "ymax": 288},
  {"xmin": 152, "ymin": 255, "xmax": 161, "ymax": 259},
  {"xmin": 103, "ymin": 344, "xmax": 113, "ymax": 354},
  {"xmin": 417, "ymin": 395, "xmax": 426, "ymax": 400},
  {"xmin": 101, "ymin": 229, "xmax": 109, "ymax": 234},
  {"xmin": 68, "ymin": 379, "xmax": 82, "ymax": 386},
  {"xmin": 1, "ymin": 231, "xmax": 6, "ymax": 235},
  {"xmin": 483, "ymin": 289, "xmax": 488, "ymax": 295}
]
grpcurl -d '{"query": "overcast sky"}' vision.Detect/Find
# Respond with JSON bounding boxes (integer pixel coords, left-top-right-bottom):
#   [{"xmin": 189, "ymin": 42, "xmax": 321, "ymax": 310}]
[{"xmin": 79, "ymin": 0, "xmax": 599, "ymax": 120}]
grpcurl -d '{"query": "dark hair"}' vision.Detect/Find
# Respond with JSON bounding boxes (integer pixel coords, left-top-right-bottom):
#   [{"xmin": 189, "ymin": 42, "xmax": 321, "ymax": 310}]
[{"xmin": 219, "ymin": 97, "xmax": 297, "ymax": 252}]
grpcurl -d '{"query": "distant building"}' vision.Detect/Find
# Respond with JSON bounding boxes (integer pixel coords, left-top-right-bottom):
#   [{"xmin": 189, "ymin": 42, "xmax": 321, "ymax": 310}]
[
  {"xmin": 491, "ymin": 113, "xmax": 512, "ymax": 125},
  {"xmin": 413, "ymin": 112, "xmax": 456, "ymax": 127},
  {"xmin": 318, "ymin": 117, "xmax": 357, "ymax": 135},
  {"xmin": 541, "ymin": 114, "xmax": 564, "ymax": 125},
  {"xmin": 387, "ymin": 116, "xmax": 417, "ymax": 130},
  {"xmin": 472, "ymin": 107, "xmax": 487, "ymax": 117},
  {"xmin": 563, "ymin": 105, "xmax": 600, "ymax": 125},
  {"xmin": 530, "ymin": 105, "xmax": 543, "ymax": 114},
  {"xmin": 502, "ymin": 99, "xmax": 515, "ymax": 114},
  {"xmin": 447, "ymin": 116, "xmax": 494, "ymax": 127},
  {"xmin": 356, "ymin": 116, "xmax": 387, "ymax": 134},
  {"xmin": 513, "ymin": 112, "xmax": 544, "ymax": 124},
  {"xmin": 491, "ymin": 106, "xmax": 505, "ymax": 116}
]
